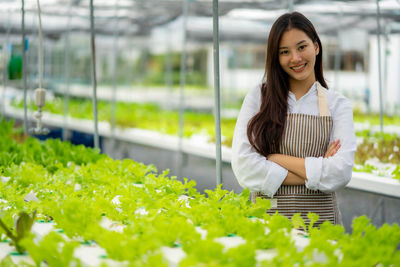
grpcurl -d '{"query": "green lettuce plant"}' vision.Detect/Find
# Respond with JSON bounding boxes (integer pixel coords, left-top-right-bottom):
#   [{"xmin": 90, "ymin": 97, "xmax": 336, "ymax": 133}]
[
  {"xmin": 0, "ymin": 211, "xmax": 36, "ymax": 254},
  {"xmin": 1, "ymin": 120, "xmax": 400, "ymax": 265},
  {"xmin": 20, "ymin": 232, "xmax": 81, "ymax": 267}
]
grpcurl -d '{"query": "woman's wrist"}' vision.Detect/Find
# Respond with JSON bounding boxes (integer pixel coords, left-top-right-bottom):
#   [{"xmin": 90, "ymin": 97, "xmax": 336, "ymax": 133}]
[
  {"xmin": 282, "ymin": 171, "xmax": 306, "ymax": 185},
  {"xmin": 267, "ymin": 154, "xmax": 307, "ymax": 179}
]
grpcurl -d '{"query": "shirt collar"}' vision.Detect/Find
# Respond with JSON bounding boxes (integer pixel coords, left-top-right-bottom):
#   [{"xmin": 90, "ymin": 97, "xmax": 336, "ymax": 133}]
[{"xmin": 288, "ymin": 81, "xmax": 318, "ymax": 101}]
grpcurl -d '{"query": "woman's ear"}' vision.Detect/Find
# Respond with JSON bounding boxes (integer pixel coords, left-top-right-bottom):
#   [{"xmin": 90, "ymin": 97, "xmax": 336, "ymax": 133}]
[{"xmin": 314, "ymin": 42, "xmax": 320, "ymax": 55}]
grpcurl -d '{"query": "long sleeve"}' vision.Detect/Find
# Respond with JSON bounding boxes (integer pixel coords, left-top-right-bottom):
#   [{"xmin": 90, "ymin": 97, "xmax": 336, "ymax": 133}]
[
  {"xmin": 304, "ymin": 94, "xmax": 356, "ymax": 192},
  {"xmin": 231, "ymin": 86, "xmax": 288, "ymax": 197}
]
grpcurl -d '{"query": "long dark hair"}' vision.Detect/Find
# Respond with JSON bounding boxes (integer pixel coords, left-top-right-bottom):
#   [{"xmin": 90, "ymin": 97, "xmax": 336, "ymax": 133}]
[{"xmin": 247, "ymin": 12, "xmax": 328, "ymax": 157}]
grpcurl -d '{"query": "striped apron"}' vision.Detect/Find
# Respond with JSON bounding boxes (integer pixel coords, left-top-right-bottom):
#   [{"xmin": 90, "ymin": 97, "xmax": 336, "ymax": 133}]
[{"xmin": 252, "ymin": 83, "xmax": 340, "ymax": 227}]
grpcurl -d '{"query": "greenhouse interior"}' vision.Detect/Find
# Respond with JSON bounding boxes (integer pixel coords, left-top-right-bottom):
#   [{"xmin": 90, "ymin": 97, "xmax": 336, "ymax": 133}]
[{"xmin": 0, "ymin": 0, "xmax": 400, "ymax": 265}]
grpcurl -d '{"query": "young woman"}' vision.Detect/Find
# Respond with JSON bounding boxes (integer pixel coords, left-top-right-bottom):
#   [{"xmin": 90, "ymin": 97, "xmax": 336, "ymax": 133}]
[{"xmin": 231, "ymin": 12, "xmax": 356, "ymax": 226}]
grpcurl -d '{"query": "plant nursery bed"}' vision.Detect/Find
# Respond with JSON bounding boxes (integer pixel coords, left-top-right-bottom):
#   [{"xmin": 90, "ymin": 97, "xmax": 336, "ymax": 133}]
[
  {"xmin": 0, "ymin": 119, "xmax": 399, "ymax": 266},
  {"xmin": 4, "ymin": 105, "xmax": 400, "ymax": 198},
  {"xmin": 0, "ymin": 220, "xmax": 313, "ymax": 266},
  {"xmin": 348, "ymin": 172, "xmax": 400, "ymax": 198}
]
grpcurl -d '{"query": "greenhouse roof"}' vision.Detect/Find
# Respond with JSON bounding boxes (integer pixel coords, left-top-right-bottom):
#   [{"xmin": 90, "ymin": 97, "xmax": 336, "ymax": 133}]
[{"xmin": 0, "ymin": 0, "xmax": 399, "ymax": 40}]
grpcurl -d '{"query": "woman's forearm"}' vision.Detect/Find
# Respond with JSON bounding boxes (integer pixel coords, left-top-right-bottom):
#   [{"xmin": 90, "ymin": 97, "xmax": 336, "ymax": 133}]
[
  {"xmin": 267, "ymin": 141, "xmax": 341, "ymax": 183},
  {"xmin": 267, "ymin": 154, "xmax": 307, "ymax": 180},
  {"xmin": 282, "ymin": 171, "xmax": 305, "ymax": 185}
]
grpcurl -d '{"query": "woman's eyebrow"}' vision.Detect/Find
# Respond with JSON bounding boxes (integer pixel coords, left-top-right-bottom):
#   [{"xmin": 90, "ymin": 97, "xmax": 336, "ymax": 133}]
[
  {"xmin": 279, "ymin": 40, "xmax": 307, "ymax": 50},
  {"xmin": 296, "ymin": 40, "xmax": 307, "ymax": 45}
]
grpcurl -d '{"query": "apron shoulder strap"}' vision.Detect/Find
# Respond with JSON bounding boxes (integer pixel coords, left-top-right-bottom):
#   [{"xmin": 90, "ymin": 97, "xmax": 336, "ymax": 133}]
[{"xmin": 317, "ymin": 82, "xmax": 331, "ymax": 117}]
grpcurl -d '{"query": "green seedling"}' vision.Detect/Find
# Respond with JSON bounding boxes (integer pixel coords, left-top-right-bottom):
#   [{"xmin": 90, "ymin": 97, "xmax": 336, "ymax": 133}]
[{"xmin": 0, "ymin": 210, "xmax": 37, "ymax": 254}]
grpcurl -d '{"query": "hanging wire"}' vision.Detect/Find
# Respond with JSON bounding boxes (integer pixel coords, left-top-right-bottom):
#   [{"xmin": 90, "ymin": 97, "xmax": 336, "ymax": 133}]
[
  {"xmin": 63, "ymin": 0, "xmax": 72, "ymax": 141},
  {"xmin": 177, "ymin": 0, "xmax": 189, "ymax": 179},
  {"xmin": 90, "ymin": 0, "xmax": 99, "ymax": 149},
  {"xmin": 376, "ymin": 0, "xmax": 384, "ymax": 133},
  {"xmin": 213, "ymin": 0, "xmax": 222, "ymax": 187},
  {"xmin": 27, "ymin": 0, "xmax": 49, "ymax": 136},
  {"xmin": 111, "ymin": 0, "xmax": 120, "ymax": 146}
]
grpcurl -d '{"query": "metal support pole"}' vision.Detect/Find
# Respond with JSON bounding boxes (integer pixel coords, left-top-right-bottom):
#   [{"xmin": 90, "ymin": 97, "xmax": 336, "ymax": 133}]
[
  {"xmin": 213, "ymin": 0, "xmax": 222, "ymax": 187},
  {"xmin": 63, "ymin": 0, "xmax": 72, "ymax": 141},
  {"xmin": 229, "ymin": 45, "xmax": 237, "ymax": 106},
  {"xmin": 28, "ymin": 13, "xmax": 37, "ymax": 111},
  {"xmin": 334, "ymin": 10, "xmax": 343, "ymax": 91},
  {"xmin": 37, "ymin": 0, "xmax": 43, "ymax": 90},
  {"xmin": 383, "ymin": 24, "xmax": 390, "ymax": 115},
  {"xmin": 22, "ymin": 0, "xmax": 28, "ymax": 134},
  {"xmin": 111, "ymin": 0, "xmax": 120, "ymax": 145},
  {"xmin": 363, "ymin": 35, "xmax": 370, "ymax": 114},
  {"xmin": 178, "ymin": 0, "xmax": 189, "ymax": 179},
  {"xmin": 165, "ymin": 27, "xmax": 173, "ymax": 110},
  {"xmin": 2, "ymin": 11, "xmax": 11, "ymax": 118},
  {"xmin": 90, "ymin": 0, "xmax": 99, "ymax": 149},
  {"xmin": 288, "ymin": 0, "xmax": 294, "ymax": 12},
  {"xmin": 333, "ymin": 34, "xmax": 340, "ymax": 91},
  {"xmin": 376, "ymin": 0, "xmax": 384, "ymax": 133}
]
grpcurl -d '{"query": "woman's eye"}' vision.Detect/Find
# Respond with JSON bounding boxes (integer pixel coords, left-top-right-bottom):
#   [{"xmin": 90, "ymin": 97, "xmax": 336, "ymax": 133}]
[
  {"xmin": 298, "ymin": 45, "xmax": 307, "ymax": 51},
  {"xmin": 280, "ymin": 50, "xmax": 288, "ymax": 55}
]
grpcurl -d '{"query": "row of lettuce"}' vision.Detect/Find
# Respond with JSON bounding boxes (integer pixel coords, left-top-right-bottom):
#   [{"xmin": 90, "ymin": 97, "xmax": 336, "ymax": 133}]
[
  {"xmin": 0, "ymin": 119, "xmax": 399, "ymax": 266},
  {"xmin": 13, "ymin": 98, "xmax": 400, "ymax": 180}
]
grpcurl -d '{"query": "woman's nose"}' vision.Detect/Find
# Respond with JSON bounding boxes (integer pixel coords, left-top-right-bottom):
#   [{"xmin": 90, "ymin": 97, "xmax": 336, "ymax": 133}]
[{"xmin": 290, "ymin": 51, "xmax": 301, "ymax": 63}]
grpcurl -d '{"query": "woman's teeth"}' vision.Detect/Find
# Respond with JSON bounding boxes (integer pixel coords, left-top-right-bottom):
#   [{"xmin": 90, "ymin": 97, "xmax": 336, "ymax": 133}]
[{"xmin": 292, "ymin": 64, "xmax": 305, "ymax": 70}]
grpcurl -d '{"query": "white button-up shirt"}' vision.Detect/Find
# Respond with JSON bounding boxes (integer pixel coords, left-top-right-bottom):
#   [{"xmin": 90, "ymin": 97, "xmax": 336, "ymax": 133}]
[{"xmin": 231, "ymin": 82, "xmax": 356, "ymax": 197}]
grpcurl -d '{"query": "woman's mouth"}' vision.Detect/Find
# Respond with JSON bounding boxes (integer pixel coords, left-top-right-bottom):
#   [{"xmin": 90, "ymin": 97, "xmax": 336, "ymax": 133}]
[{"xmin": 291, "ymin": 63, "xmax": 306, "ymax": 72}]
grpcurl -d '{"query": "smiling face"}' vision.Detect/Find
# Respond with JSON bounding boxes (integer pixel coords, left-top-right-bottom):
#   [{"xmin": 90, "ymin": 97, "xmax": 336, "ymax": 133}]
[{"xmin": 278, "ymin": 28, "xmax": 320, "ymax": 88}]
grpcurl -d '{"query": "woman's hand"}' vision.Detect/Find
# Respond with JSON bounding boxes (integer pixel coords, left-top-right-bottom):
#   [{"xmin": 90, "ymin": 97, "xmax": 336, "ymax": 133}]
[{"xmin": 324, "ymin": 139, "xmax": 341, "ymax": 158}]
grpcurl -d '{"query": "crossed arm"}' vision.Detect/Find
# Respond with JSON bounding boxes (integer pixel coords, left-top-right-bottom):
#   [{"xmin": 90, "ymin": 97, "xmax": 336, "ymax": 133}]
[{"xmin": 268, "ymin": 139, "xmax": 341, "ymax": 185}]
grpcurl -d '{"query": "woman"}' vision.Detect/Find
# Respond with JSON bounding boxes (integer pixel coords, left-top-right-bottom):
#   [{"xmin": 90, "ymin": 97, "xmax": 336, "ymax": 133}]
[{"xmin": 231, "ymin": 12, "xmax": 356, "ymax": 226}]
